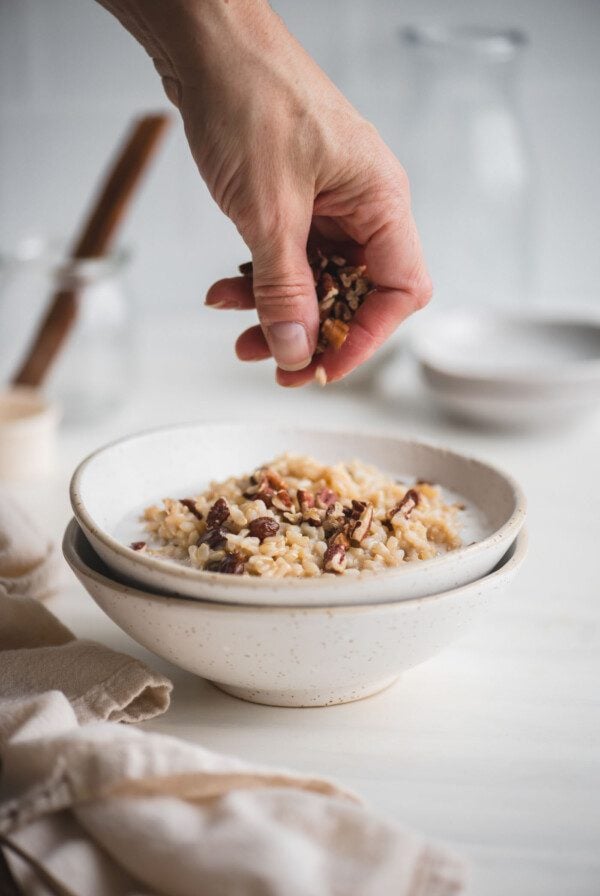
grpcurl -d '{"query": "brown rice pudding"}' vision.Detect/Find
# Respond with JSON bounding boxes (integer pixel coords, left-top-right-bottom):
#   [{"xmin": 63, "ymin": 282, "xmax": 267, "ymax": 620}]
[{"xmin": 138, "ymin": 455, "xmax": 463, "ymax": 578}]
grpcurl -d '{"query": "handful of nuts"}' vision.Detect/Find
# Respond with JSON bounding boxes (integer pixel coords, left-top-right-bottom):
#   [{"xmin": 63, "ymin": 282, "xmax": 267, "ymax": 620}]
[{"xmin": 239, "ymin": 250, "xmax": 375, "ymax": 355}]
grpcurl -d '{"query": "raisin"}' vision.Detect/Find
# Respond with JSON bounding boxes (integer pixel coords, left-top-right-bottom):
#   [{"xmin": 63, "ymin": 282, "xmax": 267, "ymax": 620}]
[
  {"xmin": 248, "ymin": 516, "xmax": 279, "ymax": 541},
  {"xmin": 199, "ymin": 527, "xmax": 228, "ymax": 549},
  {"xmin": 206, "ymin": 497, "xmax": 230, "ymax": 528},
  {"xmin": 180, "ymin": 498, "xmax": 202, "ymax": 519},
  {"xmin": 207, "ymin": 552, "xmax": 245, "ymax": 575}
]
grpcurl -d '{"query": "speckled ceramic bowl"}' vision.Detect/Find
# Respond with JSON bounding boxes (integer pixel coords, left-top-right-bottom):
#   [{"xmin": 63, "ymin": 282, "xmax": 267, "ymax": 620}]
[
  {"xmin": 63, "ymin": 518, "xmax": 528, "ymax": 707},
  {"xmin": 70, "ymin": 424, "xmax": 526, "ymax": 606}
]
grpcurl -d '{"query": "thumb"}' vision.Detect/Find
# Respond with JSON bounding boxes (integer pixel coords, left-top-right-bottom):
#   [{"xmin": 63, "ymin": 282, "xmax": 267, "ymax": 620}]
[{"xmin": 250, "ymin": 220, "xmax": 318, "ymax": 372}]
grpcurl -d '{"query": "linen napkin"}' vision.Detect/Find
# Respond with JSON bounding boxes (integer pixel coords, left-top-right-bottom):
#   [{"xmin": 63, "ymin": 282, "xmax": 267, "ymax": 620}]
[
  {"xmin": 0, "ymin": 493, "xmax": 466, "ymax": 896},
  {"xmin": 0, "ymin": 489, "xmax": 172, "ymax": 725}
]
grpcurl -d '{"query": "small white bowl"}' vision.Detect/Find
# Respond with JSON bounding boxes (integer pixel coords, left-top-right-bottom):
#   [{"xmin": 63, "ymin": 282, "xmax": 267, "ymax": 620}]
[
  {"xmin": 0, "ymin": 386, "xmax": 60, "ymax": 481},
  {"xmin": 69, "ymin": 424, "xmax": 526, "ymax": 606},
  {"xmin": 413, "ymin": 310, "xmax": 600, "ymax": 427},
  {"xmin": 63, "ymin": 519, "xmax": 528, "ymax": 707}
]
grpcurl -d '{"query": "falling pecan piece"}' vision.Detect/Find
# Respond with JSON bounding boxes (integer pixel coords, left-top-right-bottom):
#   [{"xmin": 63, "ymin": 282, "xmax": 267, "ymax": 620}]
[
  {"xmin": 206, "ymin": 497, "xmax": 230, "ymax": 528},
  {"xmin": 130, "ymin": 541, "xmax": 146, "ymax": 551},
  {"xmin": 248, "ymin": 516, "xmax": 279, "ymax": 541}
]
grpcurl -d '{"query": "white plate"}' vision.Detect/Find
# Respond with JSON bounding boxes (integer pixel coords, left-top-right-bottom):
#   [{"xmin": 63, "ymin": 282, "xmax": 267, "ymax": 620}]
[
  {"xmin": 70, "ymin": 424, "xmax": 526, "ymax": 606},
  {"xmin": 63, "ymin": 519, "xmax": 528, "ymax": 707},
  {"xmin": 413, "ymin": 310, "xmax": 600, "ymax": 426}
]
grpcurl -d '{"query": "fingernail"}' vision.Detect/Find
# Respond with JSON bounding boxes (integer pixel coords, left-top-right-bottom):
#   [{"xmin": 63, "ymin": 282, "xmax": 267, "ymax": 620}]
[
  {"xmin": 205, "ymin": 298, "xmax": 239, "ymax": 309},
  {"xmin": 266, "ymin": 322, "xmax": 310, "ymax": 371}
]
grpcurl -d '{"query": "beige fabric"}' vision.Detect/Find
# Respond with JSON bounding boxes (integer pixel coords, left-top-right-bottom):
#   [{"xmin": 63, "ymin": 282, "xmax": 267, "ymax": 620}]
[
  {"xmin": 0, "ymin": 488, "xmax": 61, "ymax": 602},
  {"xmin": 0, "ymin": 492, "xmax": 172, "ymax": 726},
  {"xmin": 0, "ymin": 493, "xmax": 466, "ymax": 896}
]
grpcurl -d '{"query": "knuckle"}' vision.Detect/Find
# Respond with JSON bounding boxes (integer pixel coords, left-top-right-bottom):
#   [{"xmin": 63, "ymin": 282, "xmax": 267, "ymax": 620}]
[
  {"xmin": 252, "ymin": 281, "xmax": 309, "ymax": 317},
  {"xmin": 408, "ymin": 272, "xmax": 433, "ymax": 310}
]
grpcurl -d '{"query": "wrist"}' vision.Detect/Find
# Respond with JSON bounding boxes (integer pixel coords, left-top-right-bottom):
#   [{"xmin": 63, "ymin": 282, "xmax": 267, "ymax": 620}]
[{"xmin": 98, "ymin": 0, "xmax": 279, "ymax": 82}]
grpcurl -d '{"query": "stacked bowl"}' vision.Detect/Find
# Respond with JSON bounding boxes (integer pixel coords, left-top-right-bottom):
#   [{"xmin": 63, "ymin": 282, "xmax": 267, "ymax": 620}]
[{"xmin": 64, "ymin": 424, "xmax": 527, "ymax": 706}]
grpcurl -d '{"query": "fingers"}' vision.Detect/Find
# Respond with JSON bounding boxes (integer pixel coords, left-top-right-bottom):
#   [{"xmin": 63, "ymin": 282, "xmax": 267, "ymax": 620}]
[
  {"xmin": 276, "ymin": 286, "xmax": 420, "ymax": 387},
  {"xmin": 235, "ymin": 325, "xmax": 271, "ymax": 361},
  {"xmin": 205, "ymin": 277, "xmax": 255, "ymax": 310},
  {"xmin": 248, "ymin": 214, "xmax": 319, "ymax": 372}
]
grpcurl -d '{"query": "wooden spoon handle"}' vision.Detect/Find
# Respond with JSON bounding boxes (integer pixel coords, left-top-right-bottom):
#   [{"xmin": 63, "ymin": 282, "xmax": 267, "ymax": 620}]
[{"xmin": 12, "ymin": 113, "xmax": 169, "ymax": 388}]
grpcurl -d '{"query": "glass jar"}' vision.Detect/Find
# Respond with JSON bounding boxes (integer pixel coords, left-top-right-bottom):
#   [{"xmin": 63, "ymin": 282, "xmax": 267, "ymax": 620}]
[
  {"xmin": 399, "ymin": 25, "xmax": 534, "ymax": 309},
  {"xmin": 0, "ymin": 238, "xmax": 133, "ymax": 422}
]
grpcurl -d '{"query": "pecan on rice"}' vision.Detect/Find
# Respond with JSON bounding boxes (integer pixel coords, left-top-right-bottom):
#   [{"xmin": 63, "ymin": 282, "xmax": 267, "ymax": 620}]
[{"xmin": 141, "ymin": 454, "xmax": 463, "ymax": 578}]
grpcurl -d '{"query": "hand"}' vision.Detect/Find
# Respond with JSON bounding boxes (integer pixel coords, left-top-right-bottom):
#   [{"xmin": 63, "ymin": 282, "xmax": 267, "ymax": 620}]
[{"xmin": 100, "ymin": 0, "xmax": 432, "ymax": 385}]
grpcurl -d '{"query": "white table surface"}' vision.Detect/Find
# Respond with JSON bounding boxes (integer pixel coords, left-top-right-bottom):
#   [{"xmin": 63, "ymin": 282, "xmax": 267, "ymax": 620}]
[{"xmin": 8, "ymin": 309, "xmax": 600, "ymax": 896}]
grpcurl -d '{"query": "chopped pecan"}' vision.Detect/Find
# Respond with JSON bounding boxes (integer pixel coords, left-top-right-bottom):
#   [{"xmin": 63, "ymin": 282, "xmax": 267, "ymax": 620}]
[
  {"xmin": 180, "ymin": 498, "xmax": 202, "ymax": 520},
  {"xmin": 283, "ymin": 510, "xmax": 303, "ymax": 524},
  {"xmin": 245, "ymin": 475, "xmax": 277, "ymax": 506},
  {"xmin": 207, "ymin": 552, "xmax": 245, "ymax": 575},
  {"xmin": 199, "ymin": 527, "xmax": 228, "ymax": 549},
  {"xmin": 271, "ymin": 489, "xmax": 293, "ymax": 512},
  {"xmin": 297, "ymin": 489, "xmax": 314, "ymax": 510},
  {"xmin": 130, "ymin": 541, "xmax": 146, "ymax": 551},
  {"xmin": 237, "ymin": 252, "xmax": 374, "ymax": 360},
  {"xmin": 314, "ymin": 365, "xmax": 327, "ymax": 387},
  {"xmin": 248, "ymin": 517, "xmax": 279, "ymax": 541},
  {"xmin": 206, "ymin": 497, "xmax": 230, "ymax": 528},
  {"xmin": 348, "ymin": 503, "xmax": 373, "ymax": 544},
  {"xmin": 323, "ymin": 501, "xmax": 346, "ymax": 533},
  {"xmin": 329, "ymin": 530, "xmax": 350, "ymax": 549},
  {"xmin": 303, "ymin": 508, "xmax": 323, "ymax": 526},
  {"xmin": 315, "ymin": 487, "xmax": 338, "ymax": 509},
  {"xmin": 317, "ymin": 271, "xmax": 339, "ymax": 301},
  {"xmin": 389, "ymin": 489, "xmax": 419, "ymax": 523},
  {"xmin": 263, "ymin": 468, "xmax": 287, "ymax": 490},
  {"xmin": 344, "ymin": 499, "xmax": 367, "ymax": 521},
  {"xmin": 323, "ymin": 531, "xmax": 349, "ymax": 573},
  {"xmin": 321, "ymin": 317, "xmax": 350, "ymax": 350}
]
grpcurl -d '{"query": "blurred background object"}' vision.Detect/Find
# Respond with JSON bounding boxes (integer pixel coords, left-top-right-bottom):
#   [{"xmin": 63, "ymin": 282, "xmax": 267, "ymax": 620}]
[
  {"xmin": 0, "ymin": 241, "xmax": 133, "ymax": 421},
  {"xmin": 400, "ymin": 24, "xmax": 532, "ymax": 309},
  {"xmin": 1, "ymin": 0, "xmax": 598, "ymax": 321}
]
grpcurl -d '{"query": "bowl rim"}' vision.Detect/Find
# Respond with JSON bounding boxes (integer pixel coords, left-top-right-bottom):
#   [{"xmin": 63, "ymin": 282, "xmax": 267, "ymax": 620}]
[
  {"xmin": 412, "ymin": 309, "xmax": 600, "ymax": 386},
  {"xmin": 69, "ymin": 422, "xmax": 527, "ymax": 595},
  {"xmin": 63, "ymin": 517, "xmax": 528, "ymax": 613}
]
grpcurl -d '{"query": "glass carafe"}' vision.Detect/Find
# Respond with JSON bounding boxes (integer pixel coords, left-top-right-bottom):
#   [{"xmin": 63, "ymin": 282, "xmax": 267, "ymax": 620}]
[
  {"xmin": 0, "ymin": 239, "xmax": 133, "ymax": 422},
  {"xmin": 400, "ymin": 25, "xmax": 533, "ymax": 309}
]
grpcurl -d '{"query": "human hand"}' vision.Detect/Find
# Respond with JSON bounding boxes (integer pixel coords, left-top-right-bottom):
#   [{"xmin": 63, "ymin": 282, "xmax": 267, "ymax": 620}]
[{"xmin": 100, "ymin": 0, "xmax": 432, "ymax": 385}]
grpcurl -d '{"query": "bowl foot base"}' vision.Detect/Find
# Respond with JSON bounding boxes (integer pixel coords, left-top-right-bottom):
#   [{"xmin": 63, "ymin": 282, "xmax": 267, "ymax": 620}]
[{"xmin": 211, "ymin": 675, "xmax": 401, "ymax": 708}]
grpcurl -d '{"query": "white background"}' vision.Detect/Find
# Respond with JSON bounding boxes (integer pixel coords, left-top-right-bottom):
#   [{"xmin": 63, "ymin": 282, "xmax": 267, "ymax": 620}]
[
  {"xmin": 1, "ymin": 0, "xmax": 599, "ymax": 313},
  {"xmin": 1, "ymin": 4, "xmax": 600, "ymax": 895}
]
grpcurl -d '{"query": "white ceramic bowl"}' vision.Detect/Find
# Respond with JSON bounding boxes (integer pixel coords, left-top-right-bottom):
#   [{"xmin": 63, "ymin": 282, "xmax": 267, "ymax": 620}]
[
  {"xmin": 63, "ymin": 519, "xmax": 528, "ymax": 707},
  {"xmin": 70, "ymin": 424, "xmax": 526, "ymax": 606},
  {"xmin": 413, "ymin": 310, "xmax": 600, "ymax": 427}
]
